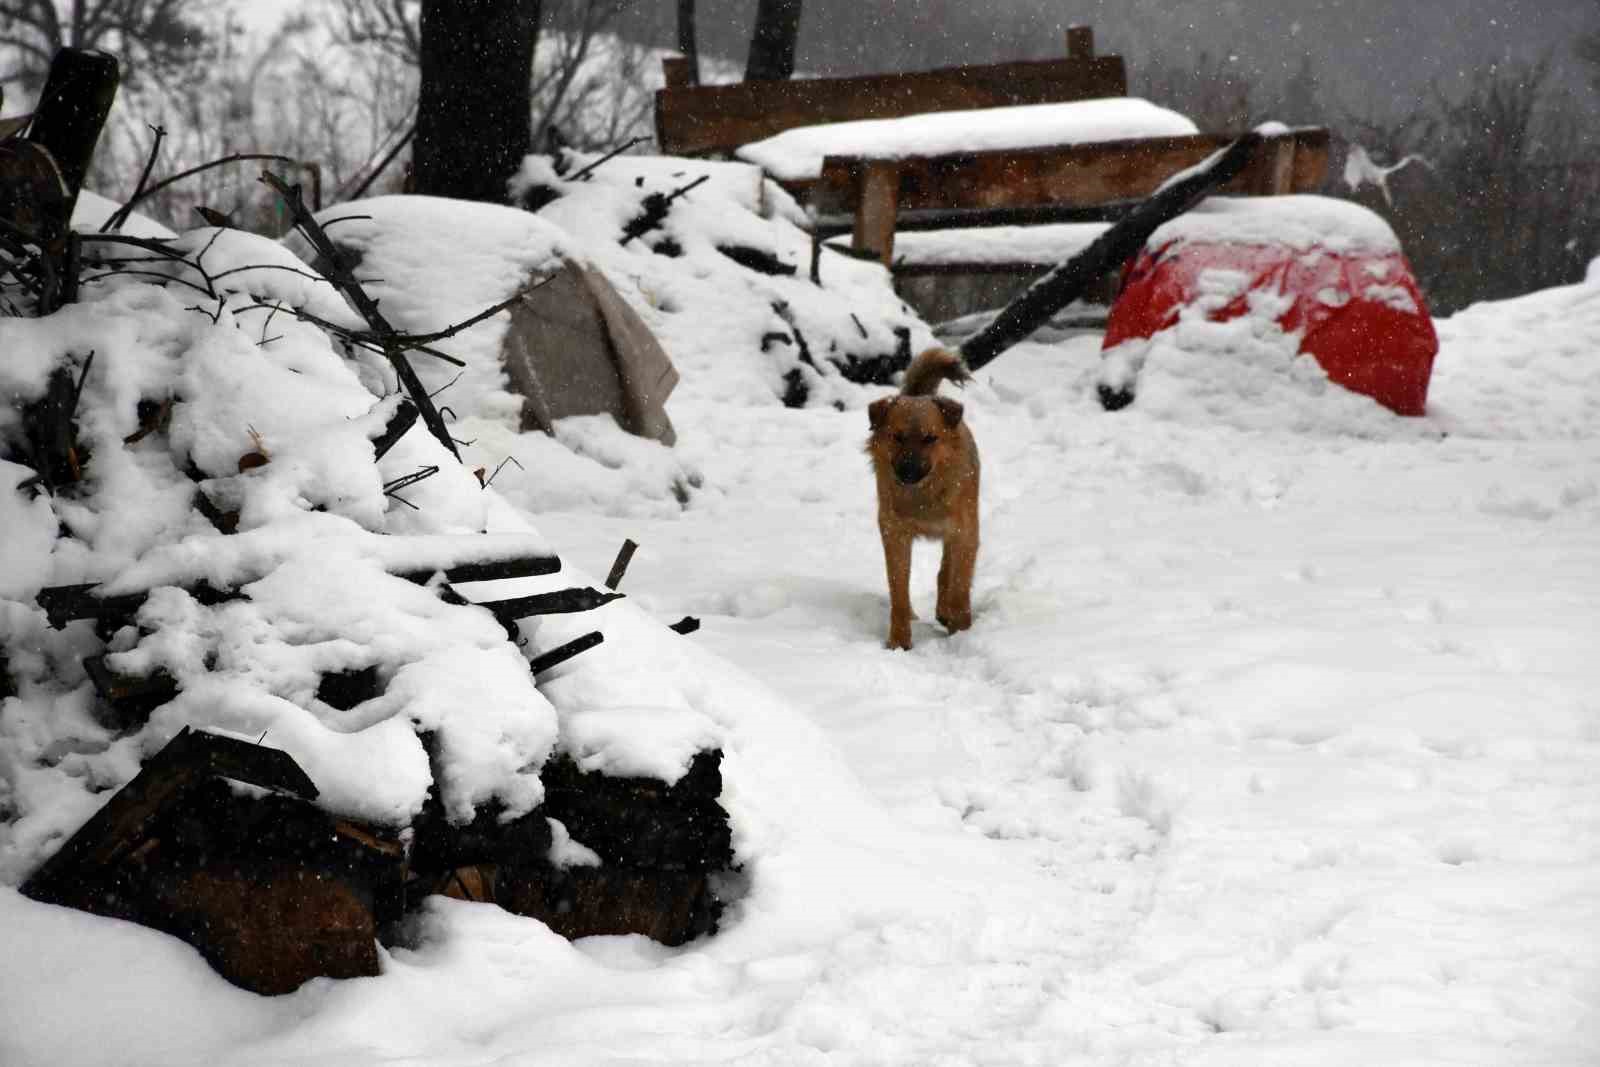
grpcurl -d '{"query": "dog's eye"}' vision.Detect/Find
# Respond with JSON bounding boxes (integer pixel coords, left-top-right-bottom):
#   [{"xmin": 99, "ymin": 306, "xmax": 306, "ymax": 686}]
[{"xmin": 921, "ymin": 434, "xmax": 938, "ymax": 445}]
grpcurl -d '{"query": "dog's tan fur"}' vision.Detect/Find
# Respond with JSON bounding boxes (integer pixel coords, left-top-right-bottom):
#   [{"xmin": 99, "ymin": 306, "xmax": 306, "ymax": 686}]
[{"xmin": 866, "ymin": 347, "xmax": 979, "ymax": 650}]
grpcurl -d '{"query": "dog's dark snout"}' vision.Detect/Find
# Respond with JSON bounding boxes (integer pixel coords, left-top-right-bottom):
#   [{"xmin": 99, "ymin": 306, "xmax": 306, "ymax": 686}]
[{"xmin": 893, "ymin": 456, "xmax": 928, "ymax": 484}]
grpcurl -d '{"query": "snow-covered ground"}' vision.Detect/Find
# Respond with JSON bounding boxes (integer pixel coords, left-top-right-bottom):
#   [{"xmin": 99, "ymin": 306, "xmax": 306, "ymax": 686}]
[{"xmin": 3, "ymin": 184, "xmax": 1598, "ymax": 1065}]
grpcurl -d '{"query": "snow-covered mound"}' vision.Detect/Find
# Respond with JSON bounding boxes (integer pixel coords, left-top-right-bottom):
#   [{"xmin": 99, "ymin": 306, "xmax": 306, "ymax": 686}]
[
  {"xmin": 1430, "ymin": 270, "xmax": 1600, "ymax": 439},
  {"xmin": 1146, "ymin": 194, "xmax": 1402, "ymax": 255}
]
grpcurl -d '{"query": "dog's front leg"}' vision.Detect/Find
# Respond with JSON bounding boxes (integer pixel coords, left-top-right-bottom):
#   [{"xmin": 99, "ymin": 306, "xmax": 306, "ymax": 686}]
[
  {"xmin": 881, "ymin": 523, "xmax": 914, "ymax": 650},
  {"xmin": 939, "ymin": 518, "xmax": 977, "ymax": 634}
]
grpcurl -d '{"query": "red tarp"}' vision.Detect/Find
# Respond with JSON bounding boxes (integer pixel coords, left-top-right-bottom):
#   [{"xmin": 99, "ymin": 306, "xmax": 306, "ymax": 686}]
[{"xmin": 1103, "ymin": 240, "xmax": 1439, "ymax": 415}]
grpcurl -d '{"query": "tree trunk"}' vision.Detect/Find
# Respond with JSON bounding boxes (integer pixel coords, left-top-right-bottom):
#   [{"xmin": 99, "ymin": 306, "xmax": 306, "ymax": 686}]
[
  {"xmin": 744, "ymin": 0, "xmax": 802, "ymax": 82},
  {"xmin": 676, "ymin": 0, "xmax": 700, "ymax": 84},
  {"xmin": 414, "ymin": 0, "xmax": 540, "ymax": 202}
]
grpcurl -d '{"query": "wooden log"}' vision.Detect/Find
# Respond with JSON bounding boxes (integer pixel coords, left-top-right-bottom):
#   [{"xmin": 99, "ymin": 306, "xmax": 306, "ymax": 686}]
[
  {"xmin": 529, "ymin": 631, "xmax": 604, "ymax": 675},
  {"xmin": 471, "ymin": 587, "xmax": 624, "ymax": 625},
  {"xmin": 496, "ymin": 863, "xmax": 718, "ymax": 946},
  {"xmin": 37, "ymin": 552, "xmax": 564, "ymax": 629},
  {"xmin": 24, "ymin": 48, "xmax": 119, "ymax": 220},
  {"xmin": 20, "ymin": 727, "xmax": 319, "ymax": 907},
  {"xmin": 654, "ymin": 56, "xmax": 1128, "ymax": 157},
  {"xmin": 604, "ymin": 539, "xmax": 638, "ymax": 590},
  {"xmin": 82, "ymin": 654, "xmax": 178, "ymax": 729},
  {"xmin": 538, "ymin": 751, "xmax": 732, "ymax": 872}
]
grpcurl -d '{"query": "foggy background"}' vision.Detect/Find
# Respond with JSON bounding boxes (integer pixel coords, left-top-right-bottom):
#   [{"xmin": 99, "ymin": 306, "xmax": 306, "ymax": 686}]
[{"xmin": 619, "ymin": 0, "xmax": 1599, "ymax": 117}]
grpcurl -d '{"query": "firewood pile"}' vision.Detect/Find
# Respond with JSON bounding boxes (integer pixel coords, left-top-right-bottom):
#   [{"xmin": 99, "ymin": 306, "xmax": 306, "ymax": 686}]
[{"xmin": 2, "ymin": 49, "xmax": 733, "ymax": 996}]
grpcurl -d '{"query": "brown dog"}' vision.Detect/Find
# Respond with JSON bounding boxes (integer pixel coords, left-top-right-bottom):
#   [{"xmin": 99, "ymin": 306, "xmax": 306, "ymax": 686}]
[{"xmin": 867, "ymin": 347, "xmax": 979, "ymax": 650}]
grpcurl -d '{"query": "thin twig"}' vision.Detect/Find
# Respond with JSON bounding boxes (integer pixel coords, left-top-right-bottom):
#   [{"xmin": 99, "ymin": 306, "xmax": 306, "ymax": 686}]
[
  {"xmin": 566, "ymin": 136, "xmax": 649, "ymax": 183},
  {"xmin": 122, "ymin": 153, "xmax": 303, "ymax": 215},
  {"xmin": 261, "ymin": 170, "xmax": 462, "ymax": 460},
  {"xmin": 102, "ymin": 124, "xmax": 166, "ymax": 233}
]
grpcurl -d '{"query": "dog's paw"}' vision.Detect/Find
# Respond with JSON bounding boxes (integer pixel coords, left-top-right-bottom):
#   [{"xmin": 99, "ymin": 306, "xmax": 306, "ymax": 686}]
[
  {"xmin": 887, "ymin": 628, "xmax": 913, "ymax": 651},
  {"xmin": 939, "ymin": 609, "xmax": 972, "ymax": 633}
]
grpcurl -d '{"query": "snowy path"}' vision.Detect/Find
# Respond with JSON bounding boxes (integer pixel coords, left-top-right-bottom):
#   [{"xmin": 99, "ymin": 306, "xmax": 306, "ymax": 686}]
[
  {"xmin": 527, "ymin": 335, "xmax": 1600, "ymax": 1063},
  {"xmin": 4, "ymin": 329, "xmax": 1597, "ymax": 1066}
]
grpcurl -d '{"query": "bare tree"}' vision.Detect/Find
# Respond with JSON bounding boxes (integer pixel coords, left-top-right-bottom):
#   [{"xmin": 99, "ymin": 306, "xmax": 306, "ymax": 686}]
[
  {"xmin": 413, "ymin": 0, "xmax": 540, "ymax": 202},
  {"xmin": 339, "ymin": 0, "xmax": 420, "ymax": 65},
  {"xmin": 336, "ymin": 0, "xmax": 634, "ymax": 153},
  {"xmin": 744, "ymin": 0, "xmax": 801, "ymax": 81},
  {"xmin": 0, "ymin": 0, "xmax": 206, "ymax": 90},
  {"xmin": 675, "ymin": 0, "xmax": 697, "ymax": 84}
]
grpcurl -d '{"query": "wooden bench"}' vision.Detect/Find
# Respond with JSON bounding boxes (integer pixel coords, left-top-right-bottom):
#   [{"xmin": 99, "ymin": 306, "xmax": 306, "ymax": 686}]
[
  {"xmin": 813, "ymin": 126, "xmax": 1332, "ymax": 268},
  {"xmin": 653, "ymin": 29, "xmax": 1330, "ymax": 285},
  {"xmin": 655, "ymin": 26, "xmax": 1122, "ymax": 158}
]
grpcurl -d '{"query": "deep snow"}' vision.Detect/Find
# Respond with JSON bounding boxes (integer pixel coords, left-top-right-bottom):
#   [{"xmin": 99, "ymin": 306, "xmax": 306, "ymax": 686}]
[{"xmin": 1, "ymin": 180, "xmax": 1597, "ymax": 1065}]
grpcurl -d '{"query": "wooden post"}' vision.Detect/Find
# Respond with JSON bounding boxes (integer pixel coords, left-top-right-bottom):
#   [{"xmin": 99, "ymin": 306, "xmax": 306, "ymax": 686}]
[
  {"xmin": 1260, "ymin": 135, "xmax": 1296, "ymax": 195},
  {"xmin": 852, "ymin": 161, "xmax": 900, "ymax": 268},
  {"xmin": 1066, "ymin": 26, "xmax": 1095, "ymax": 60},
  {"xmin": 26, "ymin": 48, "xmax": 119, "ymax": 216},
  {"xmin": 662, "ymin": 56, "xmax": 694, "ymax": 89}
]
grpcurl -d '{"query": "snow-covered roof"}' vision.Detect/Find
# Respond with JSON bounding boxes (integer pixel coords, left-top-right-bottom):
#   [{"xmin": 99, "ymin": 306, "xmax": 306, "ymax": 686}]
[{"xmin": 736, "ymin": 98, "xmax": 1200, "ymax": 182}]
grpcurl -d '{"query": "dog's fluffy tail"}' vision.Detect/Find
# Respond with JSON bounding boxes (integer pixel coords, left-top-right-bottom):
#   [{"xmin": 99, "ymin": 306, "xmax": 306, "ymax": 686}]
[{"xmin": 901, "ymin": 346, "xmax": 971, "ymax": 397}]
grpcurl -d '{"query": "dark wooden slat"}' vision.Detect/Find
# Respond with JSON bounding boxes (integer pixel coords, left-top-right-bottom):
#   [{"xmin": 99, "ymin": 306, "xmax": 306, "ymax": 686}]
[
  {"xmin": 655, "ymin": 56, "xmax": 1128, "ymax": 157},
  {"xmin": 815, "ymin": 129, "xmax": 1331, "ymax": 219},
  {"xmin": 529, "ymin": 631, "xmax": 604, "ymax": 675},
  {"xmin": 474, "ymin": 587, "xmax": 624, "ymax": 623},
  {"xmin": 393, "ymin": 554, "xmax": 563, "ymax": 585}
]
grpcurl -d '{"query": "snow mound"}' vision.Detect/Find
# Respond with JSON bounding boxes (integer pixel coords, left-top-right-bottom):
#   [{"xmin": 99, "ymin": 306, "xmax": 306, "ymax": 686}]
[
  {"xmin": 0, "ymin": 252, "xmax": 569, "ymax": 876},
  {"xmin": 1430, "ymin": 271, "xmax": 1600, "ymax": 439},
  {"xmin": 1099, "ymin": 270, "xmax": 1419, "ymax": 438},
  {"xmin": 1148, "ymin": 195, "xmax": 1402, "ymax": 256}
]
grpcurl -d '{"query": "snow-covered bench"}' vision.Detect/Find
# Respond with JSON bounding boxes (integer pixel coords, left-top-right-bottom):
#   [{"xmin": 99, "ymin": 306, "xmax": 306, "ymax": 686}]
[
  {"xmin": 801, "ymin": 123, "xmax": 1331, "ymax": 269},
  {"xmin": 654, "ymin": 26, "xmax": 1123, "ymax": 158}
]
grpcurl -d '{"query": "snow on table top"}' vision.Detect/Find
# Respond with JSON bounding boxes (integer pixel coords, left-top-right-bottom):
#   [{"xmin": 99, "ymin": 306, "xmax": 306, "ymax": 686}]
[
  {"xmin": 1148, "ymin": 194, "xmax": 1403, "ymax": 255},
  {"xmin": 832, "ymin": 221, "xmax": 1111, "ymax": 267},
  {"xmin": 736, "ymin": 97, "xmax": 1200, "ymax": 182}
]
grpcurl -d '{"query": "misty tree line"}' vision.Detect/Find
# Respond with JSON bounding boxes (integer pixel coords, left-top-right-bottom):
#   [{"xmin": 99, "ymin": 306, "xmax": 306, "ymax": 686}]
[{"xmin": 2, "ymin": 0, "xmax": 1595, "ymax": 313}]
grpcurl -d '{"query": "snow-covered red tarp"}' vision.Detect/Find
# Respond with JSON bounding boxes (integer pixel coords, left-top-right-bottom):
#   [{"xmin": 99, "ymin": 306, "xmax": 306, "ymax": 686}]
[
  {"xmin": 1102, "ymin": 195, "xmax": 1439, "ymax": 415},
  {"xmin": 737, "ymin": 98, "xmax": 1200, "ymax": 183}
]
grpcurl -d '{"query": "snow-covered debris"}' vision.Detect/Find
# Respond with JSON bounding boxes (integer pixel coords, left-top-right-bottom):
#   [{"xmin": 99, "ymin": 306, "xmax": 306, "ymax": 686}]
[
  {"xmin": 0, "ymin": 245, "xmax": 571, "ymax": 874},
  {"xmin": 737, "ymin": 97, "xmax": 1200, "ymax": 182}
]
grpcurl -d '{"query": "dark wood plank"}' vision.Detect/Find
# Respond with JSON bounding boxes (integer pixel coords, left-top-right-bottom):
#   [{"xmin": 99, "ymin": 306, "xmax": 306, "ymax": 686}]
[
  {"xmin": 815, "ymin": 129, "xmax": 1330, "ymax": 218},
  {"xmin": 655, "ymin": 56, "xmax": 1128, "ymax": 157}
]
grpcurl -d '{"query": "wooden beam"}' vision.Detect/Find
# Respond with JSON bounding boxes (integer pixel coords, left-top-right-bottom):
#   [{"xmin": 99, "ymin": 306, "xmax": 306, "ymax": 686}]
[
  {"xmin": 655, "ymin": 56, "xmax": 1128, "ymax": 157},
  {"xmin": 1066, "ymin": 26, "xmax": 1095, "ymax": 59},
  {"xmin": 852, "ymin": 161, "xmax": 900, "ymax": 267},
  {"xmin": 1260, "ymin": 134, "xmax": 1298, "ymax": 194},
  {"xmin": 816, "ymin": 128, "xmax": 1330, "ymax": 217},
  {"xmin": 661, "ymin": 55, "xmax": 694, "ymax": 89}
]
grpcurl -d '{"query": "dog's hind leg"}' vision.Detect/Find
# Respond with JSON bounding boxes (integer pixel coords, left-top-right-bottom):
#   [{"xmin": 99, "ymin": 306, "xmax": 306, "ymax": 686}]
[{"xmin": 881, "ymin": 524, "xmax": 914, "ymax": 650}]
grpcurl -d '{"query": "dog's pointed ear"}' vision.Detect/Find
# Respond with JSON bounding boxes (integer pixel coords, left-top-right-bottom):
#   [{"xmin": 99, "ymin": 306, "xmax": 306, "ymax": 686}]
[
  {"xmin": 868, "ymin": 396, "xmax": 893, "ymax": 429},
  {"xmin": 934, "ymin": 396, "xmax": 964, "ymax": 428}
]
